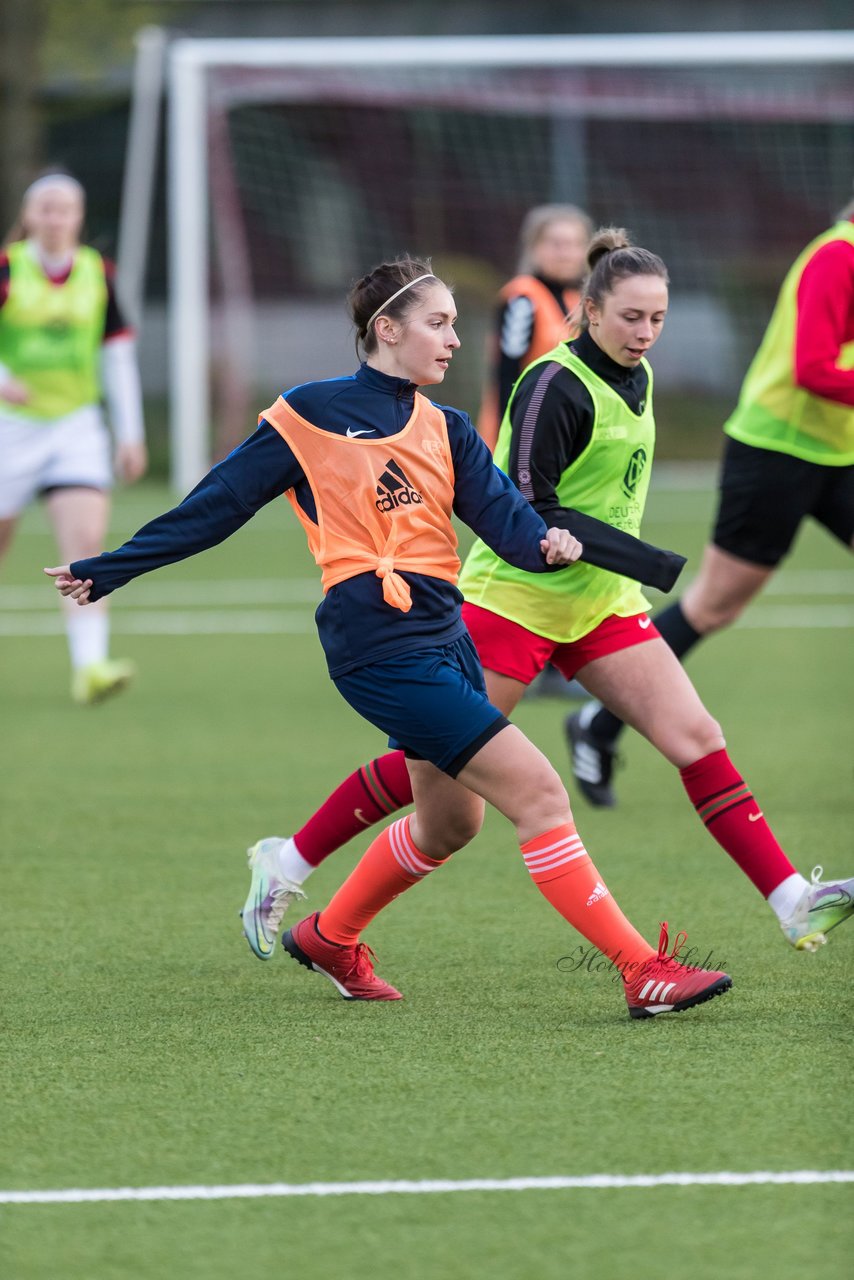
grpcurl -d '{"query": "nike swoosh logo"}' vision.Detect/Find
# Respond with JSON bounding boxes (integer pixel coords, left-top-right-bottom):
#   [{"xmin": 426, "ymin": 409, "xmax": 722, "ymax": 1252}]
[
  {"xmin": 346, "ymin": 427, "xmax": 374, "ymax": 438},
  {"xmin": 810, "ymin": 890, "xmax": 852, "ymax": 912},
  {"xmin": 748, "ymin": 811, "xmax": 764, "ymax": 822},
  {"xmin": 638, "ymin": 617, "xmax": 651, "ymax": 629},
  {"xmin": 253, "ymin": 886, "xmax": 274, "ymax": 951},
  {"xmin": 354, "ymin": 807, "xmax": 371, "ymax": 826}
]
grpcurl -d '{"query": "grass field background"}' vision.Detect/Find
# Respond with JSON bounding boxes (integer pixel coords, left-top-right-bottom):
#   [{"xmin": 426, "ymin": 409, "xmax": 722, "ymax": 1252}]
[{"xmin": 1, "ymin": 470, "xmax": 852, "ymax": 1279}]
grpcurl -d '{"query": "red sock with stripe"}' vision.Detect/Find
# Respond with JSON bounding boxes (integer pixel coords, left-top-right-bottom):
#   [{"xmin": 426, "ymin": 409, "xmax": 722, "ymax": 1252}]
[
  {"xmin": 521, "ymin": 823, "xmax": 654, "ymax": 970},
  {"xmin": 680, "ymin": 748, "xmax": 797, "ymax": 897},
  {"xmin": 294, "ymin": 751, "xmax": 413, "ymax": 866},
  {"xmin": 317, "ymin": 815, "xmax": 445, "ymax": 946}
]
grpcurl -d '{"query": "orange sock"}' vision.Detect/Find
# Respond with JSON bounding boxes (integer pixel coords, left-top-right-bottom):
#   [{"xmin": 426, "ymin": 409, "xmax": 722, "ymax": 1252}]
[
  {"xmin": 521, "ymin": 823, "xmax": 654, "ymax": 971},
  {"xmin": 317, "ymin": 816, "xmax": 446, "ymax": 946}
]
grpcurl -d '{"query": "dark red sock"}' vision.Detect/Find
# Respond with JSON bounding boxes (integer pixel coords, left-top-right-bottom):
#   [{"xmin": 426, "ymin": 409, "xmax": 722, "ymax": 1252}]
[
  {"xmin": 679, "ymin": 748, "xmax": 796, "ymax": 897},
  {"xmin": 293, "ymin": 750, "xmax": 413, "ymax": 866}
]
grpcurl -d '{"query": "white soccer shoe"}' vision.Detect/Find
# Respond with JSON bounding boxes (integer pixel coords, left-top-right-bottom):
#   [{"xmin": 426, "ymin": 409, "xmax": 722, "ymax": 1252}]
[
  {"xmin": 240, "ymin": 837, "xmax": 306, "ymax": 960},
  {"xmin": 780, "ymin": 866, "xmax": 854, "ymax": 951}
]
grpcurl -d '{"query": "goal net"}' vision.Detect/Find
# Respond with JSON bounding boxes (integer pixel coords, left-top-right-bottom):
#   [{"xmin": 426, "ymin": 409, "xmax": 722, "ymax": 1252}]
[{"xmin": 166, "ymin": 33, "xmax": 854, "ymax": 490}]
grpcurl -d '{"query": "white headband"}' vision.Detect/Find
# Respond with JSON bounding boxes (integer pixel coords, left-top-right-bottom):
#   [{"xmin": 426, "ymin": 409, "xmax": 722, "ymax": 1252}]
[
  {"xmin": 366, "ymin": 273, "xmax": 436, "ymax": 332},
  {"xmin": 23, "ymin": 174, "xmax": 84, "ymax": 203}
]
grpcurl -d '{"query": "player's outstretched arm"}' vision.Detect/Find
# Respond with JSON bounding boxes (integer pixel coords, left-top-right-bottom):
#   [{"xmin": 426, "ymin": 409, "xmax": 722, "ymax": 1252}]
[{"xmin": 40, "ymin": 421, "xmax": 301, "ymax": 604}]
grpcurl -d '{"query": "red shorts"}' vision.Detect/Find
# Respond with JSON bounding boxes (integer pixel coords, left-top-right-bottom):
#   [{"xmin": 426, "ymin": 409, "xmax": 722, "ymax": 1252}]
[{"xmin": 461, "ymin": 602, "xmax": 661, "ymax": 685}]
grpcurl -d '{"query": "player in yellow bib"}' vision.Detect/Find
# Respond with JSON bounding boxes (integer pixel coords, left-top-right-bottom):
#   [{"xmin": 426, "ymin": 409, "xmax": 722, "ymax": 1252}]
[
  {"xmin": 571, "ymin": 194, "xmax": 854, "ymax": 846},
  {"xmin": 0, "ymin": 172, "xmax": 147, "ymax": 703}
]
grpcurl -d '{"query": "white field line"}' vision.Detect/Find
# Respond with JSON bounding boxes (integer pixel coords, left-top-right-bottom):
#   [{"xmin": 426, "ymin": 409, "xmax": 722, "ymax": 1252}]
[
  {"xmin": 3, "ymin": 569, "xmax": 850, "ymax": 612},
  {"xmin": 2, "ymin": 606, "xmax": 853, "ymax": 638},
  {"xmin": 9, "ymin": 463, "xmax": 719, "ymax": 540},
  {"xmin": 648, "ymin": 462, "xmax": 717, "ymax": 489},
  {"xmin": 0, "ymin": 610, "xmax": 317, "ymax": 636},
  {"xmin": 734, "ymin": 606, "xmax": 854, "ymax": 629},
  {"xmin": 762, "ymin": 570, "xmax": 854, "ymax": 595},
  {"xmin": 0, "ymin": 579, "xmax": 321, "ymax": 609},
  {"xmin": 2, "ymin": 1169, "xmax": 852, "ymax": 1206},
  {"xmin": 2, "ymin": 572, "xmax": 852, "ymax": 637}
]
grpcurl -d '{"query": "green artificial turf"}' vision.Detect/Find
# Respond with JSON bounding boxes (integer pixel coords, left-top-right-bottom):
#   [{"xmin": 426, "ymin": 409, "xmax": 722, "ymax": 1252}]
[{"xmin": 1, "ymin": 478, "xmax": 852, "ymax": 1279}]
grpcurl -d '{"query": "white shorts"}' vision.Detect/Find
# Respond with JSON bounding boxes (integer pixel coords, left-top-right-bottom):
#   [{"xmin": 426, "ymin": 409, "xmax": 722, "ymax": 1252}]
[{"xmin": 0, "ymin": 405, "xmax": 113, "ymax": 518}]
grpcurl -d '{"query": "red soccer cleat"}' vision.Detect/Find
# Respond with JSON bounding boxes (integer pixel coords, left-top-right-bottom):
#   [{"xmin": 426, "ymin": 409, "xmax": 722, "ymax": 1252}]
[
  {"xmin": 282, "ymin": 912, "xmax": 403, "ymax": 1001},
  {"xmin": 623, "ymin": 922, "xmax": 732, "ymax": 1020}
]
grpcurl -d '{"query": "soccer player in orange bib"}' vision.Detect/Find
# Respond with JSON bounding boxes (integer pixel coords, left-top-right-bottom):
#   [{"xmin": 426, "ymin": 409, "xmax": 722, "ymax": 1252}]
[
  {"xmin": 477, "ymin": 204, "xmax": 592, "ymax": 452},
  {"xmin": 47, "ymin": 256, "xmax": 730, "ymax": 1019}
]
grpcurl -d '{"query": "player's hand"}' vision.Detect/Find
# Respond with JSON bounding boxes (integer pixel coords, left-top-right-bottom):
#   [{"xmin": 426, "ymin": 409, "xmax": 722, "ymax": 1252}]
[
  {"xmin": 115, "ymin": 441, "xmax": 148, "ymax": 485},
  {"xmin": 0, "ymin": 376, "xmax": 30, "ymax": 405},
  {"xmin": 540, "ymin": 527, "xmax": 583, "ymax": 565},
  {"xmin": 44, "ymin": 566, "xmax": 94, "ymax": 604}
]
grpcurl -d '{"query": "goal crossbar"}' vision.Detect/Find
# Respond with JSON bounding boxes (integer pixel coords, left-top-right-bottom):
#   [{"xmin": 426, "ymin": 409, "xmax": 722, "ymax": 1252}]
[{"xmin": 172, "ymin": 31, "xmax": 854, "ymax": 71}]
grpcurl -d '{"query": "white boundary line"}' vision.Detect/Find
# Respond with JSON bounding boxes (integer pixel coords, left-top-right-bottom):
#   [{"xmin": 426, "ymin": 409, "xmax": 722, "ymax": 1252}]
[
  {"xmin": 0, "ymin": 611, "xmax": 317, "ymax": 637},
  {"xmin": 2, "ymin": 570, "xmax": 851, "ymax": 611},
  {"xmin": 0, "ymin": 579, "xmax": 321, "ymax": 609},
  {"xmin": 2, "ymin": 606, "xmax": 852, "ymax": 638},
  {"xmin": 2, "ymin": 1170, "xmax": 852, "ymax": 1205}
]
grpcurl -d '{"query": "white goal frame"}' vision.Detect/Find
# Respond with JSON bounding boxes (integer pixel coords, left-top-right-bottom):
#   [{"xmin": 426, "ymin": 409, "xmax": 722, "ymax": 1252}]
[{"xmin": 167, "ymin": 30, "xmax": 854, "ymax": 493}]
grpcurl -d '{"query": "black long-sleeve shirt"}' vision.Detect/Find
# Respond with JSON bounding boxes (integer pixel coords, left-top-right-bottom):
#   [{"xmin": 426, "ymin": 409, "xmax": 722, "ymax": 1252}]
[
  {"xmin": 505, "ymin": 327, "xmax": 651, "ymax": 525},
  {"xmin": 494, "ymin": 274, "xmax": 577, "ymax": 417},
  {"xmin": 495, "ymin": 329, "xmax": 681, "ymax": 584}
]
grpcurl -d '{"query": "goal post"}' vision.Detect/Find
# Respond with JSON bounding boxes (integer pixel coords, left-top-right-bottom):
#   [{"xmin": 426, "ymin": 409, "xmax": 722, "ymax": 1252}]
[{"xmin": 166, "ymin": 31, "xmax": 854, "ymax": 493}]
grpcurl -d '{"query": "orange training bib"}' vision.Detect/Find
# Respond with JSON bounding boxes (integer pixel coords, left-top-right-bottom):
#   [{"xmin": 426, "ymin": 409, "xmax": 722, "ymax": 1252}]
[{"xmin": 263, "ymin": 392, "xmax": 460, "ymax": 613}]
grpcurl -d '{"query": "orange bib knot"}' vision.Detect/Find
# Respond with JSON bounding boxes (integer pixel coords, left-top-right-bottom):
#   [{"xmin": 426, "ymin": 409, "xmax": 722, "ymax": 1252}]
[{"xmin": 376, "ymin": 555, "xmax": 412, "ymax": 613}]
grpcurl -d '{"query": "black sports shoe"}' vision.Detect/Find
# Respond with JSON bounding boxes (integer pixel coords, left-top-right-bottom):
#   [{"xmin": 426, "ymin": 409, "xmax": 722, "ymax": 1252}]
[{"xmin": 565, "ymin": 708, "xmax": 618, "ymax": 808}]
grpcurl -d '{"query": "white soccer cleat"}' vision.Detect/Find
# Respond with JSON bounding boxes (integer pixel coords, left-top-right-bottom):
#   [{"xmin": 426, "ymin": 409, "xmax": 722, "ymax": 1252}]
[
  {"xmin": 779, "ymin": 866, "xmax": 854, "ymax": 951},
  {"xmin": 240, "ymin": 838, "xmax": 307, "ymax": 960}
]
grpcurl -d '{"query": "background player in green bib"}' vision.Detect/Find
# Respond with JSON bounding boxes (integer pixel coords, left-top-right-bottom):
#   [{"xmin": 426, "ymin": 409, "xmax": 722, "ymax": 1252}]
[
  {"xmin": 571, "ymin": 192, "xmax": 854, "ymax": 818},
  {"xmin": 0, "ymin": 172, "xmax": 147, "ymax": 703}
]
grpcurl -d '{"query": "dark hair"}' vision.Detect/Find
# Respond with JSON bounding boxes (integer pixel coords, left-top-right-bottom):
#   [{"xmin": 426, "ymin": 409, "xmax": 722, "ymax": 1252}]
[
  {"xmin": 349, "ymin": 255, "xmax": 439, "ymax": 355},
  {"xmin": 579, "ymin": 227, "xmax": 669, "ymax": 330}
]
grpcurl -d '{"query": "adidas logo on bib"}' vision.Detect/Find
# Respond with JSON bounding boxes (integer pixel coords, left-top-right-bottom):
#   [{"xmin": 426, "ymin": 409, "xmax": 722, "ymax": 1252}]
[{"xmin": 375, "ymin": 459, "xmax": 424, "ymax": 511}]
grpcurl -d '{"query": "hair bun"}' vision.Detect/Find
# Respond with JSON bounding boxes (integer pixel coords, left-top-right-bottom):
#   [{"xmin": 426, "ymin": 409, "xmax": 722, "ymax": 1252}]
[{"xmin": 587, "ymin": 226, "xmax": 632, "ymax": 272}]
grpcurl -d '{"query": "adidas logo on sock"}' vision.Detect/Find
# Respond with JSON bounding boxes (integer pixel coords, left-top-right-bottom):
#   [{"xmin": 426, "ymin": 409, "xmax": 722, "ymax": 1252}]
[
  {"xmin": 376, "ymin": 459, "xmax": 423, "ymax": 512},
  {"xmin": 586, "ymin": 881, "xmax": 610, "ymax": 906}
]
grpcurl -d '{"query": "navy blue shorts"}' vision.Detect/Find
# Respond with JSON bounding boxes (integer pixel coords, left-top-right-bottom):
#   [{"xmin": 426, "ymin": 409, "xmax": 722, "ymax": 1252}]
[{"xmin": 332, "ymin": 633, "xmax": 510, "ymax": 777}]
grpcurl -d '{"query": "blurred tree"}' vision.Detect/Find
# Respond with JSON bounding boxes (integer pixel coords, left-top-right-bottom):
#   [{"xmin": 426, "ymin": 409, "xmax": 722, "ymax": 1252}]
[
  {"xmin": 0, "ymin": 0, "xmax": 176, "ymax": 236},
  {"xmin": 42, "ymin": 0, "xmax": 173, "ymax": 86},
  {"xmin": 0, "ymin": 0, "xmax": 47, "ymax": 234}
]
